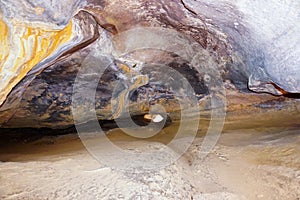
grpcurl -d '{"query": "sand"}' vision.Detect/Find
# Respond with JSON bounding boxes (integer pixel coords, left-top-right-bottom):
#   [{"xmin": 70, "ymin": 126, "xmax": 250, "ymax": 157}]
[{"xmin": 0, "ymin": 123, "xmax": 299, "ymax": 199}]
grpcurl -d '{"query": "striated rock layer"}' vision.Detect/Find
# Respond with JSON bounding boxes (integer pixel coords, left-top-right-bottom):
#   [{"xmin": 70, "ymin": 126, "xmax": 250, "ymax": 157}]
[{"xmin": 0, "ymin": 0, "xmax": 299, "ymax": 128}]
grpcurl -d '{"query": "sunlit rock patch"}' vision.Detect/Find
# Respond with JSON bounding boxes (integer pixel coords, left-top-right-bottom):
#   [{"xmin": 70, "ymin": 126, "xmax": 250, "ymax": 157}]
[{"xmin": 0, "ymin": 1, "xmax": 78, "ymax": 106}]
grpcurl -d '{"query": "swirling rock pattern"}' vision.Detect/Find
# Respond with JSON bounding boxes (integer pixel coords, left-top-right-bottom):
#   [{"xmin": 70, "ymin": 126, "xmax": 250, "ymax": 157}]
[{"xmin": 0, "ymin": 0, "xmax": 299, "ymax": 128}]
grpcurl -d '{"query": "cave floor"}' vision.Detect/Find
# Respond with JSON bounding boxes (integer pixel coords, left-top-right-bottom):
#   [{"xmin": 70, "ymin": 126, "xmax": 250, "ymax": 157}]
[{"xmin": 0, "ymin": 112, "xmax": 299, "ymax": 200}]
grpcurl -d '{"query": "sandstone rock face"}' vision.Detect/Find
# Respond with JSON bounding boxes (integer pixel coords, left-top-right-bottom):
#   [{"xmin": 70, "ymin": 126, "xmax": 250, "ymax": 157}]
[{"xmin": 0, "ymin": 0, "xmax": 299, "ymax": 128}]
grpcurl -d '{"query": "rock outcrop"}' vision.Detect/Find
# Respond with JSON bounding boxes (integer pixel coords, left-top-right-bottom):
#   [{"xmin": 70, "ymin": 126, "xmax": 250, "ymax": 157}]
[{"xmin": 0, "ymin": 0, "xmax": 299, "ymax": 128}]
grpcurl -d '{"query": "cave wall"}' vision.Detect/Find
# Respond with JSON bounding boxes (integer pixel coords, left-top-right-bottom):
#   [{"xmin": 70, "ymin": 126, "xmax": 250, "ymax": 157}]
[{"xmin": 0, "ymin": 0, "xmax": 299, "ymax": 128}]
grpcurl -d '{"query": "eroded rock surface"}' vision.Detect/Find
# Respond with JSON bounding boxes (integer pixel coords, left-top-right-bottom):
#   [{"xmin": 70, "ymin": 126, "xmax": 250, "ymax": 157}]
[{"xmin": 0, "ymin": 0, "xmax": 299, "ymax": 128}]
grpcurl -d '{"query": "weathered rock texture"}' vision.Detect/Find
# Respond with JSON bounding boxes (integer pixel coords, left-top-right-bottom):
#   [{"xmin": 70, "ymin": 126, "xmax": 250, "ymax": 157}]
[{"xmin": 0, "ymin": 0, "xmax": 299, "ymax": 128}]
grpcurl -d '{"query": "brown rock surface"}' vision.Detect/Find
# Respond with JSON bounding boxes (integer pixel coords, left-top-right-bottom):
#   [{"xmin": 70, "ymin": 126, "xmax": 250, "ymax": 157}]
[{"xmin": 0, "ymin": 0, "xmax": 299, "ymax": 129}]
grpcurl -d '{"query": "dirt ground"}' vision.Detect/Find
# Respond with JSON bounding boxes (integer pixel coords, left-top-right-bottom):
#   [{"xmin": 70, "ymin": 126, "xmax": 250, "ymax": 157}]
[{"xmin": 0, "ymin": 117, "xmax": 299, "ymax": 200}]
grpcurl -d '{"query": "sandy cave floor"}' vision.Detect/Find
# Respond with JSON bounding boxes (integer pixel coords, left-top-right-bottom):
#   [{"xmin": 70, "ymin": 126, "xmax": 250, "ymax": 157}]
[{"xmin": 0, "ymin": 117, "xmax": 300, "ymax": 200}]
